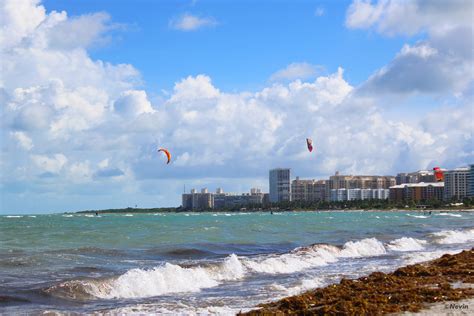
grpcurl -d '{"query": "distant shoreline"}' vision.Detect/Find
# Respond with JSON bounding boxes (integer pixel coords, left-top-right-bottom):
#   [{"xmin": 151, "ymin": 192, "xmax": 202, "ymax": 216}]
[{"xmin": 72, "ymin": 207, "xmax": 474, "ymax": 214}]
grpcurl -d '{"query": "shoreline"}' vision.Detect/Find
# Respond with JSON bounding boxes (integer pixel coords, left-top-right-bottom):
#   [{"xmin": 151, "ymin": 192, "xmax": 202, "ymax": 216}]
[
  {"xmin": 69, "ymin": 207, "xmax": 474, "ymax": 215},
  {"xmin": 240, "ymin": 249, "xmax": 474, "ymax": 315}
]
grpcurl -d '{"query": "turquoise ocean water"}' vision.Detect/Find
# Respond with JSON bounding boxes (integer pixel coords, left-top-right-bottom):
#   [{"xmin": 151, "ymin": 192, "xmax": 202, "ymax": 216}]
[{"xmin": 1, "ymin": 210, "xmax": 473, "ymax": 314}]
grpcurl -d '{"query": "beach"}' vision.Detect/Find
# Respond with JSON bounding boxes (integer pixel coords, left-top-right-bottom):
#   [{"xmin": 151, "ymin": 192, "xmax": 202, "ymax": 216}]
[
  {"xmin": 1, "ymin": 210, "xmax": 473, "ymax": 314},
  {"xmin": 242, "ymin": 249, "xmax": 473, "ymax": 315}
]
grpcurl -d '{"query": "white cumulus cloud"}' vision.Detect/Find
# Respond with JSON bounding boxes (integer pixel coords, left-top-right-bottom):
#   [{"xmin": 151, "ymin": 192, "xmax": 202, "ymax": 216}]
[
  {"xmin": 31, "ymin": 153, "xmax": 67, "ymax": 174},
  {"xmin": 1, "ymin": 0, "xmax": 473, "ymax": 213},
  {"xmin": 10, "ymin": 131, "xmax": 33, "ymax": 150},
  {"xmin": 114, "ymin": 90, "xmax": 155, "ymax": 117},
  {"xmin": 270, "ymin": 63, "xmax": 324, "ymax": 82},
  {"xmin": 169, "ymin": 13, "xmax": 217, "ymax": 31},
  {"xmin": 345, "ymin": 0, "xmax": 472, "ymax": 36}
]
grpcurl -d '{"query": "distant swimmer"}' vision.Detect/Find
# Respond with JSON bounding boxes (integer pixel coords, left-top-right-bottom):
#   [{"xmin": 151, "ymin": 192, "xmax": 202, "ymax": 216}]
[
  {"xmin": 95, "ymin": 212, "xmax": 98, "ymax": 216},
  {"xmin": 270, "ymin": 211, "xmax": 273, "ymax": 215}
]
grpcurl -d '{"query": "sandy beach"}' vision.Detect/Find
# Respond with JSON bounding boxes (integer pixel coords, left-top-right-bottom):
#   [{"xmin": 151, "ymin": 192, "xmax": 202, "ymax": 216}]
[{"xmin": 242, "ymin": 249, "xmax": 473, "ymax": 315}]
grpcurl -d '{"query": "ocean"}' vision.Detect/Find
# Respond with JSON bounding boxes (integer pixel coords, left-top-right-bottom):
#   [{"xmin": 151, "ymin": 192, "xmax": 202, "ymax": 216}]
[{"xmin": 1, "ymin": 210, "xmax": 473, "ymax": 315}]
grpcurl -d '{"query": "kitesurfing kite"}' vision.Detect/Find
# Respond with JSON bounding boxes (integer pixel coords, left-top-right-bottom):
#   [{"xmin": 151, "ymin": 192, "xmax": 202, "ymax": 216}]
[
  {"xmin": 433, "ymin": 167, "xmax": 443, "ymax": 182},
  {"xmin": 306, "ymin": 138, "xmax": 313, "ymax": 152},
  {"xmin": 158, "ymin": 148, "xmax": 171, "ymax": 164}
]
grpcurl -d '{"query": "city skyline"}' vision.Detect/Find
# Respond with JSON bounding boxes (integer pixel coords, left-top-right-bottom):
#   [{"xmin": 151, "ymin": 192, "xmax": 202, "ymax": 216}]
[
  {"xmin": 1, "ymin": 0, "xmax": 473, "ymax": 213},
  {"xmin": 181, "ymin": 164, "xmax": 473, "ymax": 210}
]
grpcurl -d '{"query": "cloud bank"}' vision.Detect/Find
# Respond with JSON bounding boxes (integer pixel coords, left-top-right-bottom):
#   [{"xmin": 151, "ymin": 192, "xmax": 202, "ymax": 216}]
[{"xmin": 0, "ymin": 0, "xmax": 472, "ymax": 212}]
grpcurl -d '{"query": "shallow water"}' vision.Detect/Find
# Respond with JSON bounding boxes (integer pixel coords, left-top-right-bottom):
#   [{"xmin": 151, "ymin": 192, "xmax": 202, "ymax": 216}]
[{"xmin": 1, "ymin": 210, "xmax": 473, "ymax": 314}]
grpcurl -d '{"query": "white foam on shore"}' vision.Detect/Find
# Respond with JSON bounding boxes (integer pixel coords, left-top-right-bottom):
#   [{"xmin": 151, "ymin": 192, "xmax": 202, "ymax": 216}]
[
  {"xmin": 432, "ymin": 229, "xmax": 474, "ymax": 244},
  {"xmin": 387, "ymin": 237, "xmax": 427, "ymax": 251},
  {"xmin": 107, "ymin": 304, "xmax": 245, "ymax": 316},
  {"xmin": 402, "ymin": 249, "xmax": 464, "ymax": 265},
  {"xmin": 285, "ymin": 277, "xmax": 324, "ymax": 296},
  {"xmin": 4, "ymin": 215, "xmax": 23, "ymax": 218}
]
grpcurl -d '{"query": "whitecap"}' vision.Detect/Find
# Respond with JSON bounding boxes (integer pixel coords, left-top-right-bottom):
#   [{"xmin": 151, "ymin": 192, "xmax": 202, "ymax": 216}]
[
  {"xmin": 339, "ymin": 238, "xmax": 386, "ymax": 257},
  {"xmin": 436, "ymin": 213, "xmax": 462, "ymax": 217},
  {"xmin": 432, "ymin": 229, "xmax": 474, "ymax": 244},
  {"xmin": 51, "ymin": 254, "xmax": 245, "ymax": 299},
  {"xmin": 407, "ymin": 214, "xmax": 428, "ymax": 219},
  {"xmin": 386, "ymin": 237, "xmax": 427, "ymax": 251}
]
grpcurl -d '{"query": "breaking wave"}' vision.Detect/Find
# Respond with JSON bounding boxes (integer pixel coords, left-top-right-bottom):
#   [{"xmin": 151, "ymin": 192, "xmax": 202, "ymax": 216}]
[
  {"xmin": 46, "ymin": 254, "xmax": 245, "ymax": 299},
  {"xmin": 45, "ymin": 238, "xmax": 390, "ymax": 300},
  {"xmin": 432, "ymin": 229, "xmax": 474, "ymax": 244},
  {"xmin": 44, "ymin": 228, "xmax": 473, "ymax": 300},
  {"xmin": 387, "ymin": 237, "xmax": 427, "ymax": 251}
]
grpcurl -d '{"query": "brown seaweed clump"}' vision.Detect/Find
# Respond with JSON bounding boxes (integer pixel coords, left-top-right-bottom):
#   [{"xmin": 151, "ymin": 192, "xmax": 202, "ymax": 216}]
[{"xmin": 241, "ymin": 248, "xmax": 474, "ymax": 315}]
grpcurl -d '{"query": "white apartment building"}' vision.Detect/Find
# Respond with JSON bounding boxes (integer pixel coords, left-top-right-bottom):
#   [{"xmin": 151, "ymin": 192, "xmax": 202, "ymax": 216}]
[
  {"xmin": 468, "ymin": 164, "xmax": 474, "ymax": 197},
  {"xmin": 444, "ymin": 167, "xmax": 469, "ymax": 201},
  {"xmin": 330, "ymin": 188, "xmax": 389, "ymax": 202}
]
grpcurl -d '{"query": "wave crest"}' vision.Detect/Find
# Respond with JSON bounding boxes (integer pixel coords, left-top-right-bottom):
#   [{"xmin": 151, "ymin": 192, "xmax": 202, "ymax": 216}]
[
  {"xmin": 387, "ymin": 237, "xmax": 427, "ymax": 251},
  {"xmin": 433, "ymin": 229, "xmax": 474, "ymax": 244}
]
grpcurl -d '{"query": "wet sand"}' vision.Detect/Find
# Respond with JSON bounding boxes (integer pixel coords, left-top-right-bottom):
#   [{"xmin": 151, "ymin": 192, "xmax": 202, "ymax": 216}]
[{"xmin": 241, "ymin": 249, "xmax": 473, "ymax": 315}]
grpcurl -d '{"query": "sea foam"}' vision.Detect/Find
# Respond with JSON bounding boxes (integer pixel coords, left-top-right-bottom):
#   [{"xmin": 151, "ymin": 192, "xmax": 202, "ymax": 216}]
[
  {"xmin": 45, "ymin": 229, "xmax": 473, "ymax": 301},
  {"xmin": 432, "ymin": 229, "xmax": 474, "ymax": 244},
  {"xmin": 50, "ymin": 254, "xmax": 245, "ymax": 299},
  {"xmin": 387, "ymin": 237, "xmax": 427, "ymax": 251}
]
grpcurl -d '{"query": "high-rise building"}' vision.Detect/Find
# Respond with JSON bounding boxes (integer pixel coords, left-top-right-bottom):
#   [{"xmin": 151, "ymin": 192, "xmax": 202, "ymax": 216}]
[
  {"xmin": 468, "ymin": 164, "xmax": 474, "ymax": 198},
  {"xmin": 291, "ymin": 177, "xmax": 326, "ymax": 202},
  {"xmin": 269, "ymin": 168, "xmax": 291, "ymax": 203},
  {"xmin": 443, "ymin": 167, "xmax": 469, "ymax": 201}
]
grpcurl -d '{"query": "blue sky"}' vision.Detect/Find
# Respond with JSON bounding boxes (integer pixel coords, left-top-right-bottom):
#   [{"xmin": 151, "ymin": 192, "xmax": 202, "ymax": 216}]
[
  {"xmin": 43, "ymin": 0, "xmax": 412, "ymax": 92},
  {"xmin": 1, "ymin": 0, "xmax": 472, "ymax": 213}
]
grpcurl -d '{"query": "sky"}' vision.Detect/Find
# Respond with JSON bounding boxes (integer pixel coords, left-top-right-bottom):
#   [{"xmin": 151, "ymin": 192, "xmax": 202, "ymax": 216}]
[{"xmin": 1, "ymin": 0, "xmax": 473, "ymax": 214}]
